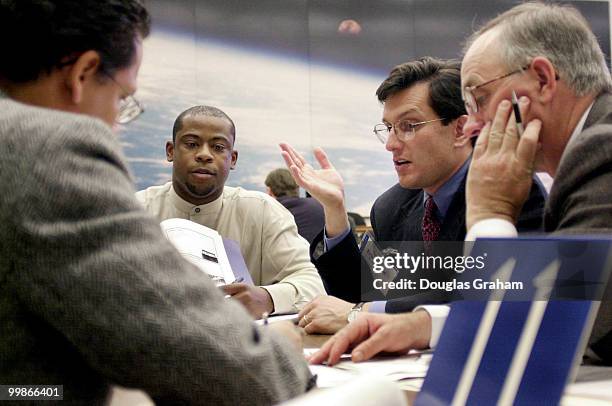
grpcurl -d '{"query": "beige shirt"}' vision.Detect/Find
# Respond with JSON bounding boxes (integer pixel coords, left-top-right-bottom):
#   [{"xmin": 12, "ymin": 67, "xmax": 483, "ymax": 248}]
[{"xmin": 136, "ymin": 182, "xmax": 325, "ymax": 313}]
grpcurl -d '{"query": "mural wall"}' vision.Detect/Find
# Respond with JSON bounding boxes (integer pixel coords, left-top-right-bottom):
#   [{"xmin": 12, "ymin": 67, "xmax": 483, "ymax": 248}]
[{"xmin": 122, "ymin": 0, "xmax": 611, "ymax": 216}]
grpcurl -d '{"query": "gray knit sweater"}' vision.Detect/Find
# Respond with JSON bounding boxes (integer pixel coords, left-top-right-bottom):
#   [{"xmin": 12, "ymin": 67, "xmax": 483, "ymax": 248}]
[{"xmin": 0, "ymin": 92, "xmax": 311, "ymax": 405}]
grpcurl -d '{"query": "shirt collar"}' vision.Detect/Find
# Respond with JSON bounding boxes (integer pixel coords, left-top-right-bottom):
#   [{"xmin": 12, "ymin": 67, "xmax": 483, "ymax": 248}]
[
  {"xmin": 566, "ymin": 101, "xmax": 595, "ymax": 149},
  {"xmin": 424, "ymin": 156, "xmax": 471, "ymax": 220},
  {"xmin": 169, "ymin": 184, "xmax": 224, "ymax": 215}
]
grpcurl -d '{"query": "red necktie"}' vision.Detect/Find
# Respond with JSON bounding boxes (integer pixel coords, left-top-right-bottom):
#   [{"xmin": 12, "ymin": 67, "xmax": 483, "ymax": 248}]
[{"xmin": 422, "ymin": 196, "xmax": 441, "ymax": 243}]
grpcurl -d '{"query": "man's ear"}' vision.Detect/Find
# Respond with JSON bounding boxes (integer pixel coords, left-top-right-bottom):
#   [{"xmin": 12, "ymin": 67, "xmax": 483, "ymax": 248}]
[
  {"xmin": 166, "ymin": 141, "xmax": 174, "ymax": 162},
  {"xmin": 453, "ymin": 115, "xmax": 470, "ymax": 147},
  {"xmin": 530, "ymin": 56, "xmax": 557, "ymax": 104},
  {"xmin": 230, "ymin": 150, "xmax": 238, "ymax": 170},
  {"xmin": 64, "ymin": 50, "xmax": 102, "ymax": 105}
]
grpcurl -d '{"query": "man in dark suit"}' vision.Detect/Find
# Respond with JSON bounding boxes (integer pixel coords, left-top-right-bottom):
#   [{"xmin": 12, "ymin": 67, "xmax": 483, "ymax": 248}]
[
  {"xmin": 281, "ymin": 57, "xmax": 546, "ymax": 334},
  {"xmin": 0, "ymin": 1, "xmax": 311, "ymax": 404},
  {"xmin": 265, "ymin": 168, "xmax": 325, "ymax": 244},
  {"xmin": 310, "ymin": 2, "xmax": 612, "ymax": 368}
]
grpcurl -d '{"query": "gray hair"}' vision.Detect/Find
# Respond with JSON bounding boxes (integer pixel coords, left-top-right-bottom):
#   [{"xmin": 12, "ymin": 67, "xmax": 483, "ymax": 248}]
[{"xmin": 464, "ymin": 2, "xmax": 612, "ymax": 96}]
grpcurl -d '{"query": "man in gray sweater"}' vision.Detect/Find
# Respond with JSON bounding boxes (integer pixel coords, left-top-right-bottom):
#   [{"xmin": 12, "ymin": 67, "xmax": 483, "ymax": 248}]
[{"xmin": 0, "ymin": 1, "xmax": 311, "ymax": 404}]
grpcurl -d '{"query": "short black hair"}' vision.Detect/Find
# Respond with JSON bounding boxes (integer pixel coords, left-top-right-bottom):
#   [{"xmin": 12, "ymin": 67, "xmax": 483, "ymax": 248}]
[
  {"xmin": 376, "ymin": 57, "xmax": 466, "ymax": 125},
  {"xmin": 265, "ymin": 168, "xmax": 299, "ymax": 198},
  {"xmin": 172, "ymin": 106, "xmax": 237, "ymax": 143},
  {"xmin": 0, "ymin": 0, "xmax": 150, "ymax": 83}
]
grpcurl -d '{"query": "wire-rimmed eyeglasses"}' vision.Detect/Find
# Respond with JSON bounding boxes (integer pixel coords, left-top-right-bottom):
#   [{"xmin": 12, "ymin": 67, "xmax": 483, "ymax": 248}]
[
  {"xmin": 373, "ymin": 118, "xmax": 446, "ymax": 144},
  {"xmin": 57, "ymin": 55, "xmax": 145, "ymax": 125},
  {"xmin": 462, "ymin": 64, "xmax": 530, "ymax": 114},
  {"xmin": 104, "ymin": 74, "xmax": 144, "ymax": 124}
]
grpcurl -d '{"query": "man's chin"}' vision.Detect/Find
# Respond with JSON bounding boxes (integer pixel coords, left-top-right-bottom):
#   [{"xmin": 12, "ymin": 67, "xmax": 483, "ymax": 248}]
[
  {"xmin": 186, "ymin": 183, "xmax": 218, "ymax": 200},
  {"xmin": 397, "ymin": 177, "xmax": 422, "ymax": 190}
]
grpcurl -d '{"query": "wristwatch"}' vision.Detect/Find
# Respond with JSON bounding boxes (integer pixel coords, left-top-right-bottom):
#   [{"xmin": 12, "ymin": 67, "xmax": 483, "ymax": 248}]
[{"xmin": 347, "ymin": 302, "xmax": 366, "ymax": 323}]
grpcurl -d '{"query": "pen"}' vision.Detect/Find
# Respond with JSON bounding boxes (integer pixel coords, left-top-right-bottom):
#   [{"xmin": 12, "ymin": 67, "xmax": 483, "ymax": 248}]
[
  {"xmin": 223, "ymin": 277, "xmax": 245, "ymax": 299},
  {"xmin": 511, "ymin": 90, "xmax": 524, "ymax": 137}
]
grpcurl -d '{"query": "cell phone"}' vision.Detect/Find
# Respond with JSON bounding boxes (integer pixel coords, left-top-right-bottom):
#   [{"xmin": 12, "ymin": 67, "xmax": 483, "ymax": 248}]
[{"xmin": 511, "ymin": 90, "xmax": 524, "ymax": 137}]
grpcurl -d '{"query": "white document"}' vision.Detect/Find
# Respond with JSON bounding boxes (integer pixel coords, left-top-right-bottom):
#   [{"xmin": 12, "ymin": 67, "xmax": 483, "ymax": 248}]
[
  {"xmin": 305, "ymin": 349, "xmax": 431, "ymax": 388},
  {"xmin": 562, "ymin": 379, "xmax": 612, "ymax": 405},
  {"xmin": 160, "ymin": 218, "xmax": 235, "ymax": 284},
  {"xmin": 278, "ymin": 375, "xmax": 407, "ymax": 406},
  {"xmin": 332, "ymin": 353, "xmax": 431, "ymax": 380},
  {"xmin": 308, "ymin": 364, "xmax": 355, "ymax": 388}
]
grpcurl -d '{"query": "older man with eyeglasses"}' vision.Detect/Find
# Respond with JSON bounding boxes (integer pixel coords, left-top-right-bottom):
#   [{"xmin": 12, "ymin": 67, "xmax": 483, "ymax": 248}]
[
  {"xmin": 280, "ymin": 57, "xmax": 546, "ymax": 336},
  {"xmin": 461, "ymin": 2, "xmax": 612, "ymax": 366}
]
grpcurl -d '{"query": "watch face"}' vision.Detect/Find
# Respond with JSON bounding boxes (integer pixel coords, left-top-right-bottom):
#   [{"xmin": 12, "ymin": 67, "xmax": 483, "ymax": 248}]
[{"xmin": 348, "ymin": 303, "xmax": 364, "ymax": 322}]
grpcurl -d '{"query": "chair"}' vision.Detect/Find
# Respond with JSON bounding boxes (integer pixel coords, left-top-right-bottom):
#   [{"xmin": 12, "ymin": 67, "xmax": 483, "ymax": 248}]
[{"xmin": 347, "ymin": 211, "xmax": 366, "ymax": 226}]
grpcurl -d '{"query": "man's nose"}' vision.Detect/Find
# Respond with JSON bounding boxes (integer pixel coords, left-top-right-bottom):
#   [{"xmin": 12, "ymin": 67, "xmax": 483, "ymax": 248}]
[
  {"xmin": 463, "ymin": 114, "xmax": 485, "ymax": 140},
  {"xmin": 195, "ymin": 145, "xmax": 214, "ymax": 161},
  {"xmin": 385, "ymin": 129, "xmax": 403, "ymax": 152}
]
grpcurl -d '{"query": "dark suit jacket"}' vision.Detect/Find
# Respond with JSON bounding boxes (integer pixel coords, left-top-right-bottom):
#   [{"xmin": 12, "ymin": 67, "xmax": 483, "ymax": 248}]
[
  {"xmin": 277, "ymin": 196, "xmax": 325, "ymax": 244},
  {"xmin": 544, "ymin": 92, "xmax": 612, "ymax": 365},
  {"xmin": 311, "ymin": 170, "xmax": 546, "ymax": 311}
]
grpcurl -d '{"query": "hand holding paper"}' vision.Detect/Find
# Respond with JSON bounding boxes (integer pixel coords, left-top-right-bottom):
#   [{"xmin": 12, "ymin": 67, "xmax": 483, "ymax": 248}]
[{"xmin": 222, "ymin": 283, "xmax": 274, "ymax": 319}]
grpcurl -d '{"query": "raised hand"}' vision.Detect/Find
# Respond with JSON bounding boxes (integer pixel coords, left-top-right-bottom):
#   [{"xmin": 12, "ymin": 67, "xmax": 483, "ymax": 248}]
[
  {"xmin": 279, "ymin": 143, "xmax": 345, "ymax": 208},
  {"xmin": 279, "ymin": 143, "xmax": 350, "ymax": 237}
]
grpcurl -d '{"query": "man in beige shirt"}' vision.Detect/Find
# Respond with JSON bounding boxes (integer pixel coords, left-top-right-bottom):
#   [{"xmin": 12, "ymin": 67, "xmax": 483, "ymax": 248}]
[{"xmin": 137, "ymin": 105, "xmax": 325, "ymax": 318}]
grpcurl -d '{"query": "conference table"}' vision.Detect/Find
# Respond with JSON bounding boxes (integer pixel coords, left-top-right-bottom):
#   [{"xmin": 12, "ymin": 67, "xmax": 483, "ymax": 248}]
[
  {"xmin": 304, "ymin": 334, "xmax": 612, "ymax": 406},
  {"xmin": 109, "ymin": 331, "xmax": 420, "ymax": 406},
  {"xmin": 302, "ymin": 333, "xmax": 612, "ymax": 406},
  {"xmin": 109, "ymin": 330, "xmax": 611, "ymax": 405}
]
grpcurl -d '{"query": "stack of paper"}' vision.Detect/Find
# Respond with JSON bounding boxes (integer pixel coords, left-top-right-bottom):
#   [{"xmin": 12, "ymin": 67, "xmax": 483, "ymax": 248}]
[
  {"xmin": 278, "ymin": 375, "xmax": 407, "ymax": 406},
  {"xmin": 304, "ymin": 349, "xmax": 431, "ymax": 388},
  {"xmin": 562, "ymin": 380, "xmax": 612, "ymax": 406},
  {"xmin": 254, "ymin": 313, "xmax": 299, "ymax": 326}
]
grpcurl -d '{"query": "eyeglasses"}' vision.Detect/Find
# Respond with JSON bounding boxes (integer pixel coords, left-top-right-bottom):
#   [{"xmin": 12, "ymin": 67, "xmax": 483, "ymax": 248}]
[
  {"xmin": 104, "ymin": 74, "xmax": 144, "ymax": 124},
  {"xmin": 373, "ymin": 118, "xmax": 446, "ymax": 144},
  {"xmin": 57, "ymin": 55, "xmax": 144, "ymax": 124},
  {"xmin": 117, "ymin": 93, "xmax": 144, "ymax": 124},
  {"xmin": 462, "ymin": 64, "xmax": 529, "ymax": 114}
]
